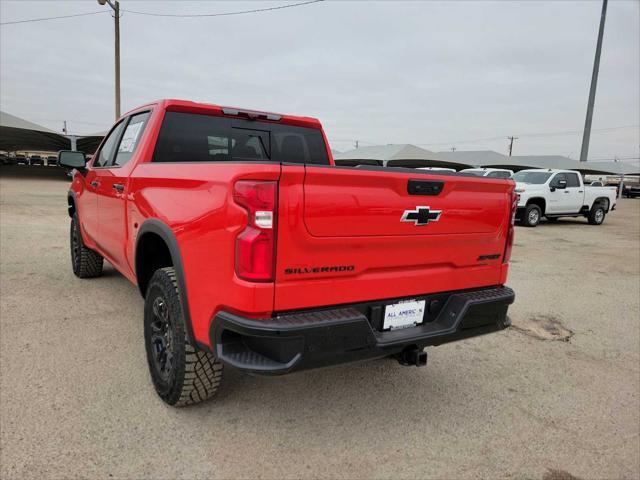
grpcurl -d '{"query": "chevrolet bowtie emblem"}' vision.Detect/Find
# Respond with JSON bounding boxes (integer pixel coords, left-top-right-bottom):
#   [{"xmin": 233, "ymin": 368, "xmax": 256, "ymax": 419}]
[{"xmin": 401, "ymin": 206, "xmax": 442, "ymax": 226}]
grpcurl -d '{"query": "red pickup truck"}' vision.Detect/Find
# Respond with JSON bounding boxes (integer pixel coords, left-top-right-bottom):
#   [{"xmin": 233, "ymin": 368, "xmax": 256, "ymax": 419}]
[{"xmin": 58, "ymin": 99, "xmax": 516, "ymax": 407}]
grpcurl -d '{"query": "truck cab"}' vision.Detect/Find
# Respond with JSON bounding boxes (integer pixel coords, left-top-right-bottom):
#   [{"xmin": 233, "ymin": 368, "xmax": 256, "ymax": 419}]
[{"xmin": 514, "ymin": 169, "xmax": 617, "ymax": 227}]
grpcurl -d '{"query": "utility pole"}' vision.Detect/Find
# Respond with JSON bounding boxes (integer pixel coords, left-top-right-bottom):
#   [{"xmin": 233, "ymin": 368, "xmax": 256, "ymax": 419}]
[
  {"xmin": 98, "ymin": 0, "xmax": 121, "ymax": 120},
  {"xmin": 507, "ymin": 136, "xmax": 518, "ymax": 157},
  {"xmin": 62, "ymin": 121, "xmax": 67, "ymax": 135},
  {"xmin": 354, "ymin": 140, "xmax": 359, "ymax": 149},
  {"xmin": 580, "ymin": 0, "xmax": 608, "ymax": 162},
  {"xmin": 450, "ymin": 147, "xmax": 457, "ymax": 152}
]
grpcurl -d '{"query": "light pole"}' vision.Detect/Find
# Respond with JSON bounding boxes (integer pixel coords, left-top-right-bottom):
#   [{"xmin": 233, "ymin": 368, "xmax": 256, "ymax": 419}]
[
  {"xmin": 580, "ymin": 0, "xmax": 608, "ymax": 162},
  {"xmin": 98, "ymin": 0, "xmax": 121, "ymax": 120}
]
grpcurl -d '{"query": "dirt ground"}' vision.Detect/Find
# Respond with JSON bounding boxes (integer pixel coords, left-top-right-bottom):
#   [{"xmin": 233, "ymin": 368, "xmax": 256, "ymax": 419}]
[{"xmin": 1, "ymin": 169, "xmax": 639, "ymax": 480}]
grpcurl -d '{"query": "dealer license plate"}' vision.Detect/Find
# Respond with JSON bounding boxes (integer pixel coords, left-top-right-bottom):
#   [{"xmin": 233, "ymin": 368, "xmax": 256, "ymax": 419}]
[{"xmin": 383, "ymin": 300, "xmax": 426, "ymax": 330}]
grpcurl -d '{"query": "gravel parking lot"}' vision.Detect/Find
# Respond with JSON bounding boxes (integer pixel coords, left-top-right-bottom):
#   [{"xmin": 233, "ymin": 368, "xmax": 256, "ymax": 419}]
[{"xmin": 1, "ymin": 170, "xmax": 639, "ymax": 480}]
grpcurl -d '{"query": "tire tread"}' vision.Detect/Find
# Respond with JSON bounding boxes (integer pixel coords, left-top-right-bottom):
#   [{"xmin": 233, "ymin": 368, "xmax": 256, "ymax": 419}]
[
  {"xmin": 71, "ymin": 214, "xmax": 103, "ymax": 278},
  {"xmin": 146, "ymin": 267, "xmax": 223, "ymax": 407}
]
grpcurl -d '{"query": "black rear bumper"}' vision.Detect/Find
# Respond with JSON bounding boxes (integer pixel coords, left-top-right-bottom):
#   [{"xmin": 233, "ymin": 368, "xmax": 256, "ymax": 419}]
[{"xmin": 210, "ymin": 286, "xmax": 514, "ymax": 375}]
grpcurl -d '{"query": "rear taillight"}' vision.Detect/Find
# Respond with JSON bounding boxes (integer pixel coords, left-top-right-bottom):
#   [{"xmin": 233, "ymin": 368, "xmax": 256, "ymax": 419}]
[
  {"xmin": 503, "ymin": 191, "xmax": 518, "ymax": 264},
  {"xmin": 233, "ymin": 181, "xmax": 277, "ymax": 282}
]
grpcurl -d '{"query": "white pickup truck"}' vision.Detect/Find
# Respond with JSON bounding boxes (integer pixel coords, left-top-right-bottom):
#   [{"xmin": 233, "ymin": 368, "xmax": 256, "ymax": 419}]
[{"xmin": 514, "ymin": 169, "xmax": 617, "ymax": 227}]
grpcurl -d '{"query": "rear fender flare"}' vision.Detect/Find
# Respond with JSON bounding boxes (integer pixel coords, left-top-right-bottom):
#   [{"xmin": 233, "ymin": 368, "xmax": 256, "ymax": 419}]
[
  {"xmin": 135, "ymin": 219, "xmax": 198, "ymax": 349},
  {"xmin": 592, "ymin": 197, "xmax": 610, "ymax": 212}
]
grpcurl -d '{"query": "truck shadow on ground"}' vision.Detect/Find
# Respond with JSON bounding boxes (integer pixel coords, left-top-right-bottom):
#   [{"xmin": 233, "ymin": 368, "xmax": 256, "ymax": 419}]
[{"xmin": 94, "ymin": 265, "xmax": 529, "ymax": 426}]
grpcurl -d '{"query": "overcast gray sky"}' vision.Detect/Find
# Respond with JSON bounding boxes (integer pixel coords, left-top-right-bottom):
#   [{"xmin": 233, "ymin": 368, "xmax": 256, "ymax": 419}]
[{"xmin": 1, "ymin": 0, "xmax": 638, "ymax": 160}]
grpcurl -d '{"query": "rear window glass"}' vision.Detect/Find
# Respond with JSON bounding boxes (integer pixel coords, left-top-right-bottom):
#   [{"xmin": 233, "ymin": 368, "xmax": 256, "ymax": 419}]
[{"xmin": 153, "ymin": 112, "xmax": 329, "ymax": 165}]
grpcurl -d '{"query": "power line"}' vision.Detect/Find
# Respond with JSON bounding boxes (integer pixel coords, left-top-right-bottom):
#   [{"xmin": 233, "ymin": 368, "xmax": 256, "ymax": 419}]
[
  {"xmin": 0, "ymin": 0, "xmax": 323, "ymax": 26},
  {"xmin": 0, "ymin": 10, "xmax": 108, "ymax": 26},
  {"xmin": 122, "ymin": 0, "xmax": 323, "ymax": 18}
]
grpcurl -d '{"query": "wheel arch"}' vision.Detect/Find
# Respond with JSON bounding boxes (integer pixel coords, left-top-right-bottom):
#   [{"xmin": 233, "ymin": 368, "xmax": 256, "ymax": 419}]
[
  {"xmin": 67, "ymin": 191, "xmax": 77, "ymax": 218},
  {"xmin": 593, "ymin": 197, "xmax": 610, "ymax": 212},
  {"xmin": 526, "ymin": 197, "xmax": 546, "ymax": 215},
  {"xmin": 135, "ymin": 219, "xmax": 197, "ymax": 347}
]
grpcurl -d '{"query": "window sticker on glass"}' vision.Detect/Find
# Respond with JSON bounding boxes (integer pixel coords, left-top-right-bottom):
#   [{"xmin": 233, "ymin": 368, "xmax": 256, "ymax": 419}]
[{"xmin": 119, "ymin": 121, "xmax": 144, "ymax": 153}]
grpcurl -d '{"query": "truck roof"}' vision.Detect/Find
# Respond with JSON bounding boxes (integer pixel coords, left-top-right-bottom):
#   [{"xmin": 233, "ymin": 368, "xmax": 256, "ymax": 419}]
[
  {"xmin": 123, "ymin": 99, "xmax": 322, "ymax": 129},
  {"xmin": 462, "ymin": 168, "xmax": 513, "ymax": 172},
  {"xmin": 517, "ymin": 168, "xmax": 580, "ymax": 174}
]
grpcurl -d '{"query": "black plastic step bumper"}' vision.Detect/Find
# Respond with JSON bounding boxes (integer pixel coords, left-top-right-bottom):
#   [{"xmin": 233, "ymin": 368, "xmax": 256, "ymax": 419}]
[{"xmin": 210, "ymin": 286, "xmax": 515, "ymax": 375}]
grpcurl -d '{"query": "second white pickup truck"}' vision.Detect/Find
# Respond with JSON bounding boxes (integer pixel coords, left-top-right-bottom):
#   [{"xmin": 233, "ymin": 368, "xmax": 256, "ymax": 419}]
[{"xmin": 514, "ymin": 169, "xmax": 617, "ymax": 227}]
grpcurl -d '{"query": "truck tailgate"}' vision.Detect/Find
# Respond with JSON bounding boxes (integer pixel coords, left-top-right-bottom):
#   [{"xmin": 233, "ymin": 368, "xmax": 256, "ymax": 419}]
[{"xmin": 274, "ymin": 165, "xmax": 513, "ymax": 312}]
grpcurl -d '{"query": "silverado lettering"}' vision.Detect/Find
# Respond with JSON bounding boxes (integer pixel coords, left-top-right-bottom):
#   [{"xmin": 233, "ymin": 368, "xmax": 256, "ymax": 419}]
[
  {"xmin": 60, "ymin": 99, "xmax": 516, "ymax": 407},
  {"xmin": 284, "ymin": 265, "xmax": 355, "ymax": 275}
]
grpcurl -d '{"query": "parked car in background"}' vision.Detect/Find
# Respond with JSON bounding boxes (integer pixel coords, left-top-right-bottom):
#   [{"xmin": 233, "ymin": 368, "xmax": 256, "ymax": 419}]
[
  {"xmin": 460, "ymin": 168, "xmax": 514, "ymax": 179},
  {"xmin": 623, "ymin": 185, "xmax": 640, "ymax": 198},
  {"xmin": 416, "ymin": 167, "xmax": 456, "ymax": 172},
  {"xmin": 16, "ymin": 154, "xmax": 28, "ymax": 165},
  {"xmin": 29, "ymin": 155, "xmax": 43, "ymax": 166},
  {"xmin": 0, "ymin": 153, "xmax": 8, "ymax": 165},
  {"xmin": 7, "ymin": 155, "xmax": 19, "ymax": 165},
  {"xmin": 514, "ymin": 169, "xmax": 617, "ymax": 227},
  {"xmin": 47, "ymin": 155, "xmax": 57, "ymax": 166}
]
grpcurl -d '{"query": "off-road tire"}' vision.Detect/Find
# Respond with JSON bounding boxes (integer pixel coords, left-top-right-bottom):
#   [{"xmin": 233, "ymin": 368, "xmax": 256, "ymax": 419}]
[
  {"xmin": 521, "ymin": 204, "xmax": 541, "ymax": 227},
  {"xmin": 70, "ymin": 213, "xmax": 103, "ymax": 278},
  {"xmin": 144, "ymin": 267, "xmax": 223, "ymax": 406},
  {"xmin": 588, "ymin": 204, "xmax": 606, "ymax": 225}
]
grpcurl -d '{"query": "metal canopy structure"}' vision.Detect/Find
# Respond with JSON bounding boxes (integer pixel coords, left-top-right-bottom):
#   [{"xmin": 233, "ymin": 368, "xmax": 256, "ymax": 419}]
[
  {"xmin": 0, "ymin": 111, "xmax": 106, "ymax": 154},
  {"xmin": 436, "ymin": 150, "xmax": 510, "ymax": 167},
  {"xmin": 478, "ymin": 154, "xmax": 584, "ymax": 172},
  {"xmin": 438, "ymin": 149, "xmax": 640, "ymax": 176},
  {"xmin": 77, "ymin": 131, "xmax": 108, "ymax": 154},
  {"xmin": 0, "ymin": 111, "xmax": 69, "ymax": 152},
  {"xmin": 579, "ymin": 160, "xmax": 640, "ymax": 176},
  {"xmin": 333, "ymin": 144, "xmax": 474, "ymax": 170}
]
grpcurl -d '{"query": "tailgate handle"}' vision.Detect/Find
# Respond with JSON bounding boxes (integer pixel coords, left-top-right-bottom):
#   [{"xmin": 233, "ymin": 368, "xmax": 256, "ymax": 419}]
[{"xmin": 407, "ymin": 179, "xmax": 444, "ymax": 196}]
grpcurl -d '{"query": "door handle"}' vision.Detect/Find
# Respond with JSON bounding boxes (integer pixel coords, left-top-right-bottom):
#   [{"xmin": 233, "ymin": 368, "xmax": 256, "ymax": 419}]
[
  {"xmin": 564, "ymin": 190, "xmax": 570, "ymax": 193},
  {"xmin": 90, "ymin": 181, "xmax": 99, "ymax": 188},
  {"xmin": 112, "ymin": 183, "xmax": 125, "ymax": 193},
  {"xmin": 578, "ymin": 190, "xmax": 584, "ymax": 193}
]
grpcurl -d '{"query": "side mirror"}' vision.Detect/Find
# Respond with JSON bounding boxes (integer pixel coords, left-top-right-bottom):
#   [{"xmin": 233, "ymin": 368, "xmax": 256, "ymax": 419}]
[
  {"xmin": 551, "ymin": 179, "xmax": 566, "ymax": 191},
  {"xmin": 58, "ymin": 150, "xmax": 86, "ymax": 169}
]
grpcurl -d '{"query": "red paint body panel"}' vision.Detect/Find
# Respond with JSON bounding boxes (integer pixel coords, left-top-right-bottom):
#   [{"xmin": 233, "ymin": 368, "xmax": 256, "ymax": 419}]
[{"xmin": 69, "ymin": 99, "xmax": 514, "ymax": 348}]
